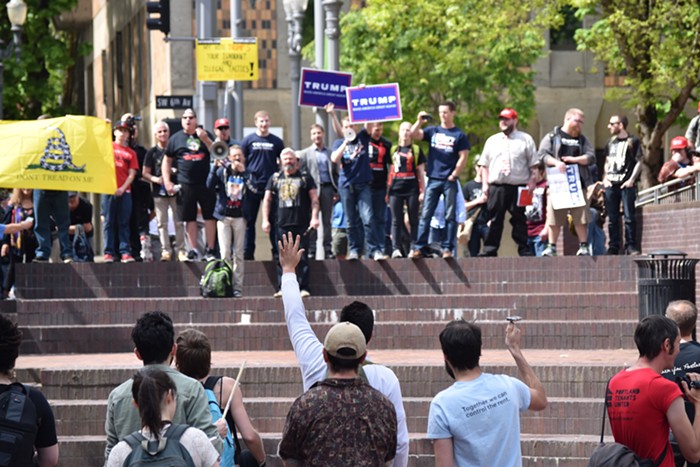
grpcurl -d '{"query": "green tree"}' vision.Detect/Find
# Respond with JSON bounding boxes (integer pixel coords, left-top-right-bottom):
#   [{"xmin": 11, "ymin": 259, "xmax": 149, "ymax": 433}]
[
  {"xmin": 573, "ymin": 0, "xmax": 700, "ymax": 187},
  {"xmin": 323, "ymin": 0, "xmax": 560, "ymax": 169},
  {"xmin": 0, "ymin": 0, "xmax": 90, "ymax": 119}
]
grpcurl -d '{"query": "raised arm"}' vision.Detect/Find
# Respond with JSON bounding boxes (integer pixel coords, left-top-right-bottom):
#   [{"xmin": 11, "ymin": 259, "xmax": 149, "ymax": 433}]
[{"xmin": 505, "ymin": 322, "xmax": 547, "ymax": 411}]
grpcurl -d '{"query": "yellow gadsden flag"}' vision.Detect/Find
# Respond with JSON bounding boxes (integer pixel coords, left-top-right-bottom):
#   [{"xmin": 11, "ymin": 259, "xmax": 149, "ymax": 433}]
[{"xmin": 0, "ymin": 115, "xmax": 116, "ymax": 194}]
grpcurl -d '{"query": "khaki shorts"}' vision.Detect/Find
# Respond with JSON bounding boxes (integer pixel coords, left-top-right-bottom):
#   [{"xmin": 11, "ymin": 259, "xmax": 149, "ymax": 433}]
[{"xmin": 545, "ymin": 188, "xmax": 590, "ymax": 226}]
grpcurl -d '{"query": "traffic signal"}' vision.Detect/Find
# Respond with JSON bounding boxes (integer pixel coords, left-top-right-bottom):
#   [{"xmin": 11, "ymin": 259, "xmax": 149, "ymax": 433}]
[{"xmin": 146, "ymin": 0, "xmax": 170, "ymax": 35}]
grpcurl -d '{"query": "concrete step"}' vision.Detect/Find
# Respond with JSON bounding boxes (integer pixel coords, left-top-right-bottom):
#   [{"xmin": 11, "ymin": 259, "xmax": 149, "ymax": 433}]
[
  {"xmin": 17, "ymin": 349, "xmax": 634, "ymax": 400},
  {"xmin": 19, "ymin": 319, "xmax": 639, "ymax": 354},
  {"xmin": 13, "ymin": 291, "xmax": 639, "ymax": 326},
  {"xmin": 56, "ymin": 433, "xmax": 599, "ymax": 467},
  {"xmin": 51, "ymin": 396, "xmax": 608, "ymax": 438},
  {"xmin": 15, "ymin": 256, "xmax": 638, "ymax": 299}
]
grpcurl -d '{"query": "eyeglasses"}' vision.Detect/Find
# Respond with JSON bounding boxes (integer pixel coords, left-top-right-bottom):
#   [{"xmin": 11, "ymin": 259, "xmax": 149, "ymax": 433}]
[
  {"xmin": 156, "ymin": 129, "xmax": 169, "ymax": 134},
  {"xmin": 608, "ymin": 122, "xmax": 620, "ymax": 126},
  {"xmin": 217, "ymin": 126, "xmax": 230, "ymax": 130}
]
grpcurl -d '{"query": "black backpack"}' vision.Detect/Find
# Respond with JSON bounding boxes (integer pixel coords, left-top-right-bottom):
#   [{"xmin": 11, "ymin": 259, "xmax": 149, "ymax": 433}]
[
  {"xmin": 122, "ymin": 423, "xmax": 195, "ymax": 467},
  {"xmin": 200, "ymin": 259, "xmax": 234, "ymax": 298},
  {"xmin": 72, "ymin": 224, "xmax": 94, "ymax": 262},
  {"xmin": 0, "ymin": 383, "xmax": 39, "ymax": 467}
]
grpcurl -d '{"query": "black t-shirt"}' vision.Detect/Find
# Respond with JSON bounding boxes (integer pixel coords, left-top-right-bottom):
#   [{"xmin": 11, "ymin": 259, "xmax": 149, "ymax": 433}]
[
  {"xmin": 463, "ymin": 179, "xmax": 489, "ymax": 223},
  {"xmin": 165, "ymin": 130, "xmax": 212, "ymax": 185},
  {"xmin": 0, "ymin": 384, "xmax": 57, "ymax": 449},
  {"xmin": 557, "ymin": 128, "xmax": 583, "ymax": 159},
  {"xmin": 663, "ymin": 340, "xmax": 700, "ymax": 424},
  {"xmin": 389, "ymin": 145, "xmax": 425, "ymax": 196},
  {"xmin": 265, "ymin": 170, "xmax": 316, "ymax": 228},
  {"xmin": 70, "ymin": 197, "xmax": 93, "ymax": 238},
  {"xmin": 604, "ymin": 135, "xmax": 641, "ymax": 185},
  {"xmin": 143, "ymin": 145, "xmax": 175, "ymax": 196},
  {"xmin": 368, "ymin": 136, "xmax": 392, "ymax": 189}
]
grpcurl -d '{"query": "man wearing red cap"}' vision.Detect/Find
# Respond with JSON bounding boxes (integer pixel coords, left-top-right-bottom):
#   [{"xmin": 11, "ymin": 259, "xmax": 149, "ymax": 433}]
[
  {"xmin": 658, "ymin": 136, "xmax": 699, "ymax": 188},
  {"xmin": 476, "ymin": 108, "xmax": 538, "ymax": 257},
  {"xmin": 685, "ymin": 101, "xmax": 700, "ymax": 150},
  {"xmin": 213, "ymin": 117, "xmax": 240, "ymax": 147}
]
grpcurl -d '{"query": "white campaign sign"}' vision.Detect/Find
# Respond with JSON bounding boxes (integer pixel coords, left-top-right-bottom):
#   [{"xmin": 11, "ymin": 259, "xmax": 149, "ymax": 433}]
[{"xmin": 546, "ymin": 164, "xmax": 586, "ymax": 210}]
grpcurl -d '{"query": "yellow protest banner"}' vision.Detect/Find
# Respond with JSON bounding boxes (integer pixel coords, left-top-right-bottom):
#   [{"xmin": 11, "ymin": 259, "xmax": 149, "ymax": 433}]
[
  {"xmin": 196, "ymin": 38, "xmax": 258, "ymax": 81},
  {"xmin": 0, "ymin": 115, "xmax": 117, "ymax": 194}
]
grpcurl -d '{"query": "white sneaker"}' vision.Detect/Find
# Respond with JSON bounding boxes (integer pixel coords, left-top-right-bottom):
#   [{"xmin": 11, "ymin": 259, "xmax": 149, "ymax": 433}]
[
  {"xmin": 373, "ymin": 251, "xmax": 387, "ymax": 261},
  {"xmin": 542, "ymin": 245, "xmax": 557, "ymax": 257},
  {"xmin": 391, "ymin": 249, "xmax": 403, "ymax": 259},
  {"xmin": 576, "ymin": 245, "xmax": 591, "ymax": 256},
  {"xmin": 300, "ymin": 290, "xmax": 311, "ymax": 298},
  {"xmin": 347, "ymin": 250, "xmax": 359, "ymax": 261}
]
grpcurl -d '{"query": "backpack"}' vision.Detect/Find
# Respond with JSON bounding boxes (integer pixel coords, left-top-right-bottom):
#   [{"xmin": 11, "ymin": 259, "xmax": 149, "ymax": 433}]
[
  {"xmin": 122, "ymin": 423, "xmax": 195, "ymax": 467},
  {"xmin": 203, "ymin": 376, "xmax": 236, "ymax": 466},
  {"xmin": 72, "ymin": 224, "xmax": 94, "ymax": 262},
  {"xmin": 0, "ymin": 383, "xmax": 39, "ymax": 467},
  {"xmin": 199, "ymin": 259, "xmax": 234, "ymax": 298}
]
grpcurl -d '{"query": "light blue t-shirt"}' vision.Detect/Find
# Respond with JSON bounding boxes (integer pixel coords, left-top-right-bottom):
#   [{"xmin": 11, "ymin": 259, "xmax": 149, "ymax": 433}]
[
  {"xmin": 427, "ymin": 373, "xmax": 531, "ymax": 467},
  {"xmin": 0, "ymin": 224, "xmax": 5, "ymax": 236}
]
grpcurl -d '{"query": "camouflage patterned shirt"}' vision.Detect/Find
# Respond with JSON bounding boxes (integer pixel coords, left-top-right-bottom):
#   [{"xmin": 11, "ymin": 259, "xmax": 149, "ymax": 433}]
[{"xmin": 278, "ymin": 377, "xmax": 397, "ymax": 466}]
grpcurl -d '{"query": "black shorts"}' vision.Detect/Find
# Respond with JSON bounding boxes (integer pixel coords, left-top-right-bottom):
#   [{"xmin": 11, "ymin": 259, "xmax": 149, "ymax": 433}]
[{"xmin": 179, "ymin": 183, "xmax": 215, "ymax": 222}]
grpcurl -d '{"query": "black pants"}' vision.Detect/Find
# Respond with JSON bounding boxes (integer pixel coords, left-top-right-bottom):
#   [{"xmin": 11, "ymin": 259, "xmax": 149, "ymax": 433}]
[{"xmin": 481, "ymin": 184, "xmax": 530, "ymax": 256}]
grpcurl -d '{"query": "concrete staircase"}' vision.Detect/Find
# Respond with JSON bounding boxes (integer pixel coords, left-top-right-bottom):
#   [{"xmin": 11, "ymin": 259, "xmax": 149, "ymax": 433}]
[{"xmin": 7, "ymin": 256, "xmax": 642, "ymax": 466}]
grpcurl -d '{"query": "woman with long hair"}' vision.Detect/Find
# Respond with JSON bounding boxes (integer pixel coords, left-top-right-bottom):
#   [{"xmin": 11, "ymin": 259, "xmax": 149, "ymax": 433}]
[
  {"xmin": 1, "ymin": 188, "xmax": 36, "ymax": 298},
  {"xmin": 106, "ymin": 367, "xmax": 220, "ymax": 467}
]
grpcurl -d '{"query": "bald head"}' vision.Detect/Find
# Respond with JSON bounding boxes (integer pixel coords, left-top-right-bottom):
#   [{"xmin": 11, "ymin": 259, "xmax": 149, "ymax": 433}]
[{"xmin": 666, "ymin": 300, "xmax": 698, "ymax": 338}]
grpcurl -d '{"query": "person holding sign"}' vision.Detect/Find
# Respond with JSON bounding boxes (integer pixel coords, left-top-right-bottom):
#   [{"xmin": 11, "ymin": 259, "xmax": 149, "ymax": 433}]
[
  {"xmin": 537, "ymin": 108, "xmax": 596, "ymax": 257},
  {"xmin": 477, "ymin": 108, "xmax": 539, "ymax": 257},
  {"xmin": 409, "ymin": 101, "xmax": 470, "ymax": 259}
]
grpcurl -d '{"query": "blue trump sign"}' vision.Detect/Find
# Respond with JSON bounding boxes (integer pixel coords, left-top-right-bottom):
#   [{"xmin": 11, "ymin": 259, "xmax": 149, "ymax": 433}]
[
  {"xmin": 346, "ymin": 84, "xmax": 402, "ymax": 123},
  {"xmin": 299, "ymin": 68, "xmax": 353, "ymax": 109}
]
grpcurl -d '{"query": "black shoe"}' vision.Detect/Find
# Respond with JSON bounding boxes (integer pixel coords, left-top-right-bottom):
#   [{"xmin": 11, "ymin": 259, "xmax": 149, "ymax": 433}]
[
  {"xmin": 32, "ymin": 256, "xmax": 48, "ymax": 263},
  {"xmin": 626, "ymin": 247, "xmax": 641, "ymax": 256},
  {"xmin": 205, "ymin": 248, "xmax": 217, "ymax": 261},
  {"xmin": 605, "ymin": 248, "xmax": 619, "ymax": 256}
]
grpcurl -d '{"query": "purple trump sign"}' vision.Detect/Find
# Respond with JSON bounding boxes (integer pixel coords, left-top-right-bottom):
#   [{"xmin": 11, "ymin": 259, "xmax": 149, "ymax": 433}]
[
  {"xmin": 299, "ymin": 68, "xmax": 353, "ymax": 109},
  {"xmin": 346, "ymin": 84, "xmax": 402, "ymax": 123}
]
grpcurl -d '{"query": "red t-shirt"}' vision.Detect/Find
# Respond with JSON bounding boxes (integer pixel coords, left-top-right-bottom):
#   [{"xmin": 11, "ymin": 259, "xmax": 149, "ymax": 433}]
[
  {"xmin": 112, "ymin": 142, "xmax": 139, "ymax": 193},
  {"xmin": 608, "ymin": 368, "xmax": 681, "ymax": 466}
]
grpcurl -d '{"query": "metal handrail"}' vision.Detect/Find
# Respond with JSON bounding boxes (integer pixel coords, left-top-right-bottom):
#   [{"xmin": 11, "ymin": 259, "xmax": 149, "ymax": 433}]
[{"xmin": 636, "ymin": 175, "xmax": 700, "ymax": 207}]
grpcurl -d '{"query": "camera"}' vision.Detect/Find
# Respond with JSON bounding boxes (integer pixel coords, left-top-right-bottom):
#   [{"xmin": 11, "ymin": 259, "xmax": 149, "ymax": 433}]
[
  {"xmin": 676, "ymin": 374, "xmax": 700, "ymax": 390},
  {"xmin": 421, "ymin": 114, "xmax": 433, "ymax": 122},
  {"xmin": 125, "ymin": 115, "xmax": 141, "ymax": 128}
]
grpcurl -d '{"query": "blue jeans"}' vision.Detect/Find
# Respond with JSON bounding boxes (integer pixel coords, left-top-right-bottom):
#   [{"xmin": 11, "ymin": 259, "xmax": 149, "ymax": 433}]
[
  {"xmin": 370, "ymin": 187, "xmax": 387, "ymax": 255},
  {"xmin": 414, "ymin": 178, "xmax": 458, "ymax": 252},
  {"xmin": 102, "ymin": 193, "xmax": 132, "ymax": 255},
  {"xmin": 604, "ymin": 185, "xmax": 637, "ymax": 252},
  {"xmin": 588, "ymin": 208, "xmax": 606, "ymax": 256},
  {"xmin": 527, "ymin": 235, "xmax": 547, "ymax": 257},
  {"xmin": 33, "ymin": 190, "xmax": 71, "ymax": 259},
  {"xmin": 338, "ymin": 182, "xmax": 375, "ymax": 255}
]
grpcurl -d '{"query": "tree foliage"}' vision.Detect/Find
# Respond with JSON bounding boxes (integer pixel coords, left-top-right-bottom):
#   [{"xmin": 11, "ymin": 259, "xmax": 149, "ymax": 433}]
[
  {"xmin": 0, "ymin": 0, "xmax": 90, "ymax": 119},
  {"xmin": 305, "ymin": 0, "xmax": 561, "ymax": 171},
  {"xmin": 573, "ymin": 0, "xmax": 700, "ymax": 187}
]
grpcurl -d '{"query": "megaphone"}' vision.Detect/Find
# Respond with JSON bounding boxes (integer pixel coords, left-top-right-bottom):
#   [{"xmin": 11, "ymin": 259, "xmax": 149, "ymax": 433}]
[
  {"xmin": 343, "ymin": 128, "xmax": 356, "ymax": 142},
  {"xmin": 211, "ymin": 141, "xmax": 229, "ymax": 160}
]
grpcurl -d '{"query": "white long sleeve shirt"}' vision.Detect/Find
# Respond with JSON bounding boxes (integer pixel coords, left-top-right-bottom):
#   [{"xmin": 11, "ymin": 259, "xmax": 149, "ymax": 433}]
[{"xmin": 281, "ymin": 273, "xmax": 409, "ymax": 467}]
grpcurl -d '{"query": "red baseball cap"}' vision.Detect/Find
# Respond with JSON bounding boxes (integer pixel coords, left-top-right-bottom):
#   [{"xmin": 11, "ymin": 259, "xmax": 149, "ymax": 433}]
[
  {"xmin": 671, "ymin": 136, "xmax": 689, "ymax": 150},
  {"xmin": 499, "ymin": 108, "xmax": 518, "ymax": 120},
  {"xmin": 215, "ymin": 118, "xmax": 230, "ymax": 129}
]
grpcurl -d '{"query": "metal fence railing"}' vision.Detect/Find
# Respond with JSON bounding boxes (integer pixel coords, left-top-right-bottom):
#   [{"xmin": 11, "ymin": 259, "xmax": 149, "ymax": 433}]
[{"xmin": 636, "ymin": 175, "xmax": 700, "ymax": 207}]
